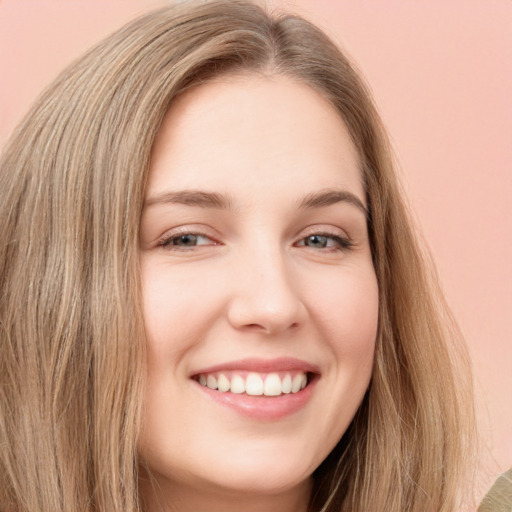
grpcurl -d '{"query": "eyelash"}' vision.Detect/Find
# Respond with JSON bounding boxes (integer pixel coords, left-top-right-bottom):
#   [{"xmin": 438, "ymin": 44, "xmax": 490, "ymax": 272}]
[
  {"xmin": 157, "ymin": 230, "xmax": 353, "ymax": 252},
  {"xmin": 157, "ymin": 229, "xmax": 216, "ymax": 249},
  {"xmin": 296, "ymin": 231, "xmax": 354, "ymax": 252}
]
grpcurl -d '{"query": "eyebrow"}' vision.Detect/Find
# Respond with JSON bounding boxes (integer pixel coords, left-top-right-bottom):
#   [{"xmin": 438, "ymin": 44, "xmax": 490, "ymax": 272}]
[
  {"xmin": 144, "ymin": 187, "xmax": 367, "ymax": 215},
  {"xmin": 298, "ymin": 189, "xmax": 367, "ymax": 215},
  {"xmin": 144, "ymin": 190, "xmax": 234, "ymax": 209}
]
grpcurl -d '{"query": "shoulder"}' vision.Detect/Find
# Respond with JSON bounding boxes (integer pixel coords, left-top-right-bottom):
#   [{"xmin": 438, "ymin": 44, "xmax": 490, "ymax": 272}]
[{"xmin": 478, "ymin": 469, "xmax": 512, "ymax": 512}]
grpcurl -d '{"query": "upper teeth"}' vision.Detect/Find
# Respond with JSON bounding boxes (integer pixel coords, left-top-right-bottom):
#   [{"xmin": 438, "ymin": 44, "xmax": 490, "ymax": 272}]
[{"xmin": 197, "ymin": 372, "xmax": 308, "ymax": 396}]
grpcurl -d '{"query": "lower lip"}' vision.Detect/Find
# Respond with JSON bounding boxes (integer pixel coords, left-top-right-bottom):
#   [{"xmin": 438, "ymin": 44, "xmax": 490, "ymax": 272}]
[{"xmin": 193, "ymin": 379, "xmax": 317, "ymax": 421}]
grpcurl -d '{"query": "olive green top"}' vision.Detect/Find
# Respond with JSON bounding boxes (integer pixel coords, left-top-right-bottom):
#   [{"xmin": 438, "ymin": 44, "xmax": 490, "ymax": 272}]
[{"xmin": 478, "ymin": 469, "xmax": 512, "ymax": 512}]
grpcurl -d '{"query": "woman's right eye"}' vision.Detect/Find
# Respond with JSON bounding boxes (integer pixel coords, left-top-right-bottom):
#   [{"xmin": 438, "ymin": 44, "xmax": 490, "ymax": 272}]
[{"xmin": 159, "ymin": 232, "xmax": 216, "ymax": 249}]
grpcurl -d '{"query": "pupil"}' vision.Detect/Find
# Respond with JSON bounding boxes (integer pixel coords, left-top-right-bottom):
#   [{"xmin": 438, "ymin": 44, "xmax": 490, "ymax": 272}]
[
  {"xmin": 308, "ymin": 235, "xmax": 326, "ymax": 247},
  {"xmin": 176, "ymin": 234, "xmax": 196, "ymax": 246}
]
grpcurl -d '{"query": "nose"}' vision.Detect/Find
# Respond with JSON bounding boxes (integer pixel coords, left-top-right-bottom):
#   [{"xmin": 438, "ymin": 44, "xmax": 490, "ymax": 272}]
[{"xmin": 226, "ymin": 246, "xmax": 308, "ymax": 335}]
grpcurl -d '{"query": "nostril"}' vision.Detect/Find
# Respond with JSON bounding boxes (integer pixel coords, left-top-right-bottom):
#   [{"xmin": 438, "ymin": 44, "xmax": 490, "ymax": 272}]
[
  {"xmin": 239, "ymin": 323, "xmax": 269, "ymax": 333},
  {"xmin": 226, "ymin": 285, "xmax": 308, "ymax": 335},
  {"xmin": 240, "ymin": 321, "xmax": 301, "ymax": 335}
]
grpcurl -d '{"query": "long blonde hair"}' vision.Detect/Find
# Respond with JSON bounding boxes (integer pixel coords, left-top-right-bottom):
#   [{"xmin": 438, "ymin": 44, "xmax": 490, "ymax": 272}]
[{"xmin": 0, "ymin": 1, "xmax": 475, "ymax": 510}]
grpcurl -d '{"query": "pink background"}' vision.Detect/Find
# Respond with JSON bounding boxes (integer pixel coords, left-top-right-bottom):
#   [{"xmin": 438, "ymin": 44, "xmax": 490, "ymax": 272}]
[{"xmin": 1, "ymin": 0, "xmax": 510, "ymax": 499}]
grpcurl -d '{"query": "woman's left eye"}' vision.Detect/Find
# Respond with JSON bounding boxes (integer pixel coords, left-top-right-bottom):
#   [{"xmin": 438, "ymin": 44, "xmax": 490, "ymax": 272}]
[
  {"xmin": 296, "ymin": 233, "xmax": 352, "ymax": 251},
  {"xmin": 159, "ymin": 233, "xmax": 215, "ymax": 249}
]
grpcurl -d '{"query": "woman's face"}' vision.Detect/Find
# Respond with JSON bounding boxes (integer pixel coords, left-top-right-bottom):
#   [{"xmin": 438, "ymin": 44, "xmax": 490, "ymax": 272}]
[{"xmin": 138, "ymin": 74, "xmax": 378, "ymax": 502}]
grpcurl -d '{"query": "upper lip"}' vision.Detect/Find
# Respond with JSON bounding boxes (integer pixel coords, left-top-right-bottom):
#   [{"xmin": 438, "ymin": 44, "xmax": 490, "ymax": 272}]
[{"xmin": 190, "ymin": 357, "xmax": 321, "ymax": 377}]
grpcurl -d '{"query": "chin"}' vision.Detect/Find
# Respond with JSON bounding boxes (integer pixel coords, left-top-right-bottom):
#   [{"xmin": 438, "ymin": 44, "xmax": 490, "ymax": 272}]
[
  {"xmin": 208, "ymin": 461, "xmax": 312, "ymax": 495},
  {"xmin": 141, "ymin": 444, "xmax": 316, "ymax": 500}
]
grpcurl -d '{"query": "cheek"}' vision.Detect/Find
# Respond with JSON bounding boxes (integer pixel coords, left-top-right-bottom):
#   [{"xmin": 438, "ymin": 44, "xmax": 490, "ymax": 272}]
[
  {"xmin": 306, "ymin": 264, "xmax": 378, "ymax": 427},
  {"xmin": 141, "ymin": 263, "xmax": 222, "ymax": 359},
  {"xmin": 314, "ymin": 268, "xmax": 378, "ymax": 422},
  {"xmin": 308, "ymin": 266, "xmax": 379, "ymax": 357}
]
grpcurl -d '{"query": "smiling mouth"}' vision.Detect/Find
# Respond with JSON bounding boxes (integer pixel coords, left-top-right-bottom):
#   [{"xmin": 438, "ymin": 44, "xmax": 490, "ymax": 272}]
[{"xmin": 193, "ymin": 371, "xmax": 312, "ymax": 397}]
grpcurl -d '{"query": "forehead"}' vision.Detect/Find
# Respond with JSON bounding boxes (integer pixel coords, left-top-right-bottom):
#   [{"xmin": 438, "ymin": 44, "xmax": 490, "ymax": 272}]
[{"xmin": 148, "ymin": 73, "xmax": 364, "ymax": 202}]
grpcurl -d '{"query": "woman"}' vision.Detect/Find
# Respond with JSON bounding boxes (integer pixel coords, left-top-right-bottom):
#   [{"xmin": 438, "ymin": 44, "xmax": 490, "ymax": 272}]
[{"xmin": 0, "ymin": 1, "xmax": 476, "ymax": 510}]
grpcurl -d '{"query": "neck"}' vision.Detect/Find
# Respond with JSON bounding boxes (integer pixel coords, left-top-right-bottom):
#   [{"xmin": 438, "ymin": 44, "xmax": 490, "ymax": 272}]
[{"xmin": 139, "ymin": 475, "xmax": 313, "ymax": 512}]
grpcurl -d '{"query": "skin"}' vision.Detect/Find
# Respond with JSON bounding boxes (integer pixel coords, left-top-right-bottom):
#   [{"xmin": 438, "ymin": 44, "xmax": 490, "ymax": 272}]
[{"xmin": 138, "ymin": 73, "xmax": 379, "ymax": 512}]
